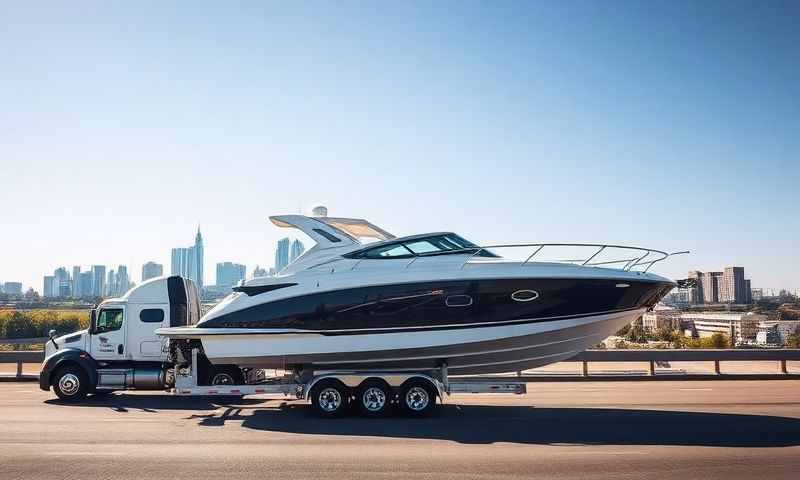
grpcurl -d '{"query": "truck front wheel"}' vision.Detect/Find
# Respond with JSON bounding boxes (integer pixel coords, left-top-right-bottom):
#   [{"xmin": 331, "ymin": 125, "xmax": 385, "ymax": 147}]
[{"xmin": 52, "ymin": 365, "xmax": 89, "ymax": 401}]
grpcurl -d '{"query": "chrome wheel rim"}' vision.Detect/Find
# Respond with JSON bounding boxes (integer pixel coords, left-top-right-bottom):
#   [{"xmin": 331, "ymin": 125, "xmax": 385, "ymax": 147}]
[
  {"xmin": 318, "ymin": 387, "xmax": 342, "ymax": 412},
  {"xmin": 405, "ymin": 386, "xmax": 429, "ymax": 411},
  {"xmin": 211, "ymin": 373, "xmax": 235, "ymax": 385},
  {"xmin": 58, "ymin": 373, "xmax": 80, "ymax": 396},
  {"xmin": 362, "ymin": 387, "xmax": 387, "ymax": 412}
]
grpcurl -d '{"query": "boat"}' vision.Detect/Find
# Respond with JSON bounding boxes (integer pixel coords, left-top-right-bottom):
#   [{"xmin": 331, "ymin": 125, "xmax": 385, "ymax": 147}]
[{"xmin": 157, "ymin": 213, "xmax": 680, "ymax": 375}]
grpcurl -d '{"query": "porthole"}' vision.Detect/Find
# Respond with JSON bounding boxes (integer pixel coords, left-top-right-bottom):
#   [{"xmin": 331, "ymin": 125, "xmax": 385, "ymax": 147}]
[
  {"xmin": 445, "ymin": 295, "xmax": 473, "ymax": 307},
  {"xmin": 511, "ymin": 290, "xmax": 539, "ymax": 302}
]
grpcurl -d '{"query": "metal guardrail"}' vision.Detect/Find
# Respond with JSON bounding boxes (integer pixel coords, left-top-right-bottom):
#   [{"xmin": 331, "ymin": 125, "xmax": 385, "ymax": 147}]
[
  {"xmin": 0, "ymin": 337, "xmax": 47, "ymax": 379},
  {"xmin": 1, "ymin": 340, "xmax": 798, "ymax": 381},
  {"xmin": 561, "ymin": 349, "xmax": 800, "ymax": 377}
]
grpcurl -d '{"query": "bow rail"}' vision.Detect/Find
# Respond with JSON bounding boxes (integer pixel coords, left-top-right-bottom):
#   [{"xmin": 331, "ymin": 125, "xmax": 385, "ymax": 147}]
[{"xmin": 459, "ymin": 244, "xmax": 689, "ymax": 273}]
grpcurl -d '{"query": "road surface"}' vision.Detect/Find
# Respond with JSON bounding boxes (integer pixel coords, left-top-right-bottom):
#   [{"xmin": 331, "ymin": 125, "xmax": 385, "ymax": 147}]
[{"xmin": 2, "ymin": 380, "xmax": 799, "ymax": 479}]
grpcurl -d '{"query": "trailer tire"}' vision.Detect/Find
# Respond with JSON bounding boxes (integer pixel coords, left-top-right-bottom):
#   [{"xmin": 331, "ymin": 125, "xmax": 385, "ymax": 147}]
[
  {"xmin": 52, "ymin": 365, "xmax": 89, "ymax": 401},
  {"xmin": 356, "ymin": 379, "xmax": 392, "ymax": 418},
  {"xmin": 309, "ymin": 379, "xmax": 350, "ymax": 418},
  {"xmin": 209, "ymin": 366, "xmax": 244, "ymax": 386},
  {"xmin": 400, "ymin": 379, "xmax": 437, "ymax": 417}
]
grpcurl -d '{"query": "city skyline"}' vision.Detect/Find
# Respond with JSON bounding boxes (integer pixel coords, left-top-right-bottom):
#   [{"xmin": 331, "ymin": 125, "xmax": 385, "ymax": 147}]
[{"xmin": 1, "ymin": 3, "xmax": 798, "ymax": 292}]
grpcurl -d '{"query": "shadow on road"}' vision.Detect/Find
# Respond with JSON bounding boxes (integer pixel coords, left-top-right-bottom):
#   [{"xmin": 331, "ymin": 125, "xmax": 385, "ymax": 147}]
[
  {"xmin": 43, "ymin": 394, "xmax": 800, "ymax": 447},
  {"xmin": 44, "ymin": 393, "xmax": 263, "ymax": 411},
  {"xmin": 196, "ymin": 402, "xmax": 800, "ymax": 447}
]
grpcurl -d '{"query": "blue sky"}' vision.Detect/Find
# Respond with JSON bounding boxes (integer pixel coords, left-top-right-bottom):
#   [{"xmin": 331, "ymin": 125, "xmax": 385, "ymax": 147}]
[{"xmin": 1, "ymin": 1, "xmax": 798, "ymax": 292}]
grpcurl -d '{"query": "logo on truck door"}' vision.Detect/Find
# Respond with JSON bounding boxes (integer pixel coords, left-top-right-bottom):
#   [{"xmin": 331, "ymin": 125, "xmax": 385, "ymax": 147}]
[{"xmin": 97, "ymin": 336, "xmax": 115, "ymax": 352}]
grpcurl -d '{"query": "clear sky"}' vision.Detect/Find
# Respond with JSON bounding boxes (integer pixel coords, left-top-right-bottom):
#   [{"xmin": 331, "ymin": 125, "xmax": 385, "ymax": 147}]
[{"xmin": 1, "ymin": 1, "xmax": 798, "ymax": 292}]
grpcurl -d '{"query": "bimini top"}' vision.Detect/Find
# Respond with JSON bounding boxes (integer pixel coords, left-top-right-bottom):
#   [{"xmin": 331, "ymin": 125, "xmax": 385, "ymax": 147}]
[{"xmin": 270, "ymin": 215, "xmax": 394, "ymax": 249}]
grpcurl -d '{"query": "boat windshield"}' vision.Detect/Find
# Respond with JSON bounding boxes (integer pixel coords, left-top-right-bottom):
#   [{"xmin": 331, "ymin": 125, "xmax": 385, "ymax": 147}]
[{"xmin": 346, "ymin": 234, "xmax": 498, "ymax": 259}]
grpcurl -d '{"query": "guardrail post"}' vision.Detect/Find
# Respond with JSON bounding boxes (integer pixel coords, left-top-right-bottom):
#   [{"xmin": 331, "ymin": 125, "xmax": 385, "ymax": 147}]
[
  {"xmin": 649, "ymin": 360, "xmax": 655, "ymax": 376},
  {"xmin": 714, "ymin": 360, "xmax": 721, "ymax": 375},
  {"xmin": 780, "ymin": 359, "xmax": 788, "ymax": 375},
  {"xmin": 582, "ymin": 360, "xmax": 589, "ymax": 377},
  {"xmin": 16, "ymin": 360, "xmax": 23, "ymax": 379}
]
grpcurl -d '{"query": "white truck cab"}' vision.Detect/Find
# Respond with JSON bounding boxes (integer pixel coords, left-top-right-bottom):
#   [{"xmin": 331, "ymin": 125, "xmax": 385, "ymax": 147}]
[{"xmin": 40, "ymin": 276, "xmax": 202, "ymax": 399}]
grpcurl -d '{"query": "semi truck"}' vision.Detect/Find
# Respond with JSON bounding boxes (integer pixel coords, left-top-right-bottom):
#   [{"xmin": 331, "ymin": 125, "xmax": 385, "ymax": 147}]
[{"xmin": 40, "ymin": 276, "xmax": 525, "ymax": 417}]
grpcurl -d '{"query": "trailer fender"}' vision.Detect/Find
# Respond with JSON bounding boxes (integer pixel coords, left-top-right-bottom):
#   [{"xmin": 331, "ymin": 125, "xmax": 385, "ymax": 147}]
[{"xmin": 39, "ymin": 348, "xmax": 98, "ymax": 392}]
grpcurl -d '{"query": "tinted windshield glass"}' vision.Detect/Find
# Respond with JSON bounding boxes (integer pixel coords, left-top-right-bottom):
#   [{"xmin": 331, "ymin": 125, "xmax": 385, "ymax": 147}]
[
  {"xmin": 405, "ymin": 234, "xmax": 479, "ymax": 254},
  {"xmin": 353, "ymin": 234, "xmax": 497, "ymax": 259}
]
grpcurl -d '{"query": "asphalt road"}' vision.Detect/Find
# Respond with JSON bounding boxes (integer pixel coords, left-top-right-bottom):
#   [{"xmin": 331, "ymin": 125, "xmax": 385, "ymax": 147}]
[{"xmin": 2, "ymin": 380, "xmax": 800, "ymax": 480}]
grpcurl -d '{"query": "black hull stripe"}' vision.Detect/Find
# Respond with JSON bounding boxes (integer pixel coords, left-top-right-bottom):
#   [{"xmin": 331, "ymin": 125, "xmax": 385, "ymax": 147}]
[{"xmin": 196, "ymin": 306, "xmax": 643, "ymax": 336}]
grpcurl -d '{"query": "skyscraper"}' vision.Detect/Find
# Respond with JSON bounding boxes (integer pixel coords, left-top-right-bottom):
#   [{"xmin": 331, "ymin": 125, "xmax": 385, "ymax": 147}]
[
  {"xmin": 107, "ymin": 269, "xmax": 116, "ymax": 296},
  {"xmin": 275, "ymin": 237, "xmax": 291, "ymax": 273},
  {"xmin": 72, "ymin": 266, "xmax": 81, "ymax": 297},
  {"xmin": 290, "ymin": 239, "xmax": 305, "ymax": 263},
  {"xmin": 700, "ymin": 272, "xmax": 722, "ymax": 303},
  {"xmin": 117, "ymin": 265, "xmax": 130, "ymax": 295},
  {"xmin": 721, "ymin": 267, "xmax": 747, "ymax": 304},
  {"xmin": 54, "ymin": 267, "xmax": 71, "ymax": 297},
  {"xmin": 79, "ymin": 272, "xmax": 93, "ymax": 298},
  {"xmin": 688, "ymin": 270, "xmax": 704, "ymax": 304},
  {"xmin": 142, "ymin": 261, "xmax": 163, "ymax": 282},
  {"xmin": 43, "ymin": 276, "xmax": 56, "ymax": 298},
  {"xmin": 216, "ymin": 262, "xmax": 246, "ymax": 289},
  {"xmin": 3, "ymin": 282, "xmax": 22, "ymax": 295},
  {"xmin": 170, "ymin": 226, "xmax": 204, "ymax": 288},
  {"xmin": 91, "ymin": 265, "xmax": 106, "ymax": 297}
]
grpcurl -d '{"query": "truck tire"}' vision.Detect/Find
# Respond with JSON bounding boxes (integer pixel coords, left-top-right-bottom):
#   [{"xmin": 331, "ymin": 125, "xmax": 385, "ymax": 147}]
[
  {"xmin": 309, "ymin": 379, "xmax": 350, "ymax": 418},
  {"xmin": 400, "ymin": 379, "xmax": 437, "ymax": 417},
  {"xmin": 52, "ymin": 365, "xmax": 89, "ymax": 401},
  {"xmin": 356, "ymin": 379, "xmax": 392, "ymax": 417}
]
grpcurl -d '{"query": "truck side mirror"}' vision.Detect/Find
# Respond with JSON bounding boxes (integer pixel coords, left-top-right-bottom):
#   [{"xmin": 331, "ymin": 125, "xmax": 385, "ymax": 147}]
[{"xmin": 90, "ymin": 309, "xmax": 97, "ymax": 334}]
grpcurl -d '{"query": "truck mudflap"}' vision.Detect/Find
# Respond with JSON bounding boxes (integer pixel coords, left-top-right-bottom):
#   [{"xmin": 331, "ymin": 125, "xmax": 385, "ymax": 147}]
[{"xmin": 39, "ymin": 348, "xmax": 98, "ymax": 391}]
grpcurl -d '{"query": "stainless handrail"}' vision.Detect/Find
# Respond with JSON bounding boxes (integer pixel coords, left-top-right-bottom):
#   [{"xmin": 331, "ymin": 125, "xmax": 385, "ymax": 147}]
[{"xmin": 458, "ymin": 244, "xmax": 688, "ymax": 272}]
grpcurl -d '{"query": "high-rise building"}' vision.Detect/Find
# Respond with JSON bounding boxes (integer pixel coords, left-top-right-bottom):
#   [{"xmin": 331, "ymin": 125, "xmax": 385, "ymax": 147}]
[
  {"xmin": 91, "ymin": 265, "xmax": 106, "ymax": 297},
  {"xmin": 54, "ymin": 267, "xmax": 71, "ymax": 297},
  {"xmin": 107, "ymin": 269, "xmax": 116, "ymax": 296},
  {"xmin": 721, "ymin": 267, "xmax": 747, "ymax": 304},
  {"xmin": 290, "ymin": 239, "xmax": 305, "ymax": 263},
  {"xmin": 116, "ymin": 265, "xmax": 130, "ymax": 295},
  {"xmin": 43, "ymin": 276, "xmax": 56, "ymax": 297},
  {"xmin": 72, "ymin": 266, "xmax": 81, "ymax": 297},
  {"xmin": 744, "ymin": 279, "xmax": 752, "ymax": 304},
  {"xmin": 171, "ymin": 226, "xmax": 204, "ymax": 288},
  {"xmin": 79, "ymin": 272, "xmax": 93, "ymax": 298},
  {"xmin": 142, "ymin": 261, "xmax": 163, "ymax": 282},
  {"xmin": 699, "ymin": 272, "xmax": 722, "ymax": 303},
  {"xmin": 3, "ymin": 282, "xmax": 22, "ymax": 295},
  {"xmin": 216, "ymin": 262, "xmax": 246, "ymax": 289},
  {"xmin": 275, "ymin": 237, "xmax": 291, "ymax": 273},
  {"xmin": 688, "ymin": 271, "xmax": 704, "ymax": 304}
]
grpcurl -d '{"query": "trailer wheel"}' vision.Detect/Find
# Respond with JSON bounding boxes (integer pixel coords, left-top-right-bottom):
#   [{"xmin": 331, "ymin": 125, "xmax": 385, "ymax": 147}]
[
  {"xmin": 400, "ymin": 379, "xmax": 437, "ymax": 417},
  {"xmin": 309, "ymin": 379, "xmax": 350, "ymax": 418},
  {"xmin": 209, "ymin": 366, "xmax": 244, "ymax": 386},
  {"xmin": 52, "ymin": 365, "xmax": 89, "ymax": 401},
  {"xmin": 356, "ymin": 379, "xmax": 392, "ymax": 417}
]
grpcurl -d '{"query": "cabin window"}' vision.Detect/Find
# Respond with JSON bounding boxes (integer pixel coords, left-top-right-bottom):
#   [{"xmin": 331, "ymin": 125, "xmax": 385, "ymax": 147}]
[
  {"xmin": 362, "ymin": 244, "xmax": 414, "ymax": 259},
  {"xmin": 445, "ymin": 295, "xmax": 473, "ymax": 307},
  {"xmin": 95, "ymin": 308, "xmax": 124, "ymax": 333},
  {"xmin": 140, "ymin": 308, "xmax": 165, "ymax": 323}
]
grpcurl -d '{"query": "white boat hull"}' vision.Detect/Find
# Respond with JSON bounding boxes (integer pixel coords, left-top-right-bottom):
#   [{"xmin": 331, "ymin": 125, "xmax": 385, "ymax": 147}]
[{"xmin": 196, "ymin": 308, "xmax": 644, "ymax": 375}]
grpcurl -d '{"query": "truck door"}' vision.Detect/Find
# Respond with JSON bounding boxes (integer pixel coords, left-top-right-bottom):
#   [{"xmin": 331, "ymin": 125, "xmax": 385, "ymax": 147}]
[{"xmin": 90, "ymin": 307, "xmax": 126, "ymax": 361}]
